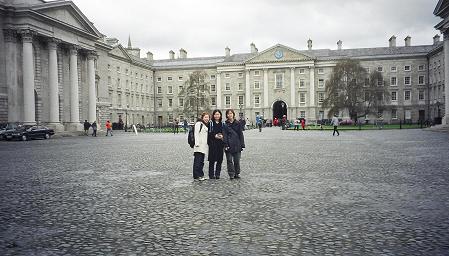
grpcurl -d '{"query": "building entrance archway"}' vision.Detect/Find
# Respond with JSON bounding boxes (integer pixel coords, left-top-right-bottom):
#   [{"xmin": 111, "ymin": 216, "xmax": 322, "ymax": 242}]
[{"xmin": 272, "ymin": 100, "xmax": 287, "ymax": 123}]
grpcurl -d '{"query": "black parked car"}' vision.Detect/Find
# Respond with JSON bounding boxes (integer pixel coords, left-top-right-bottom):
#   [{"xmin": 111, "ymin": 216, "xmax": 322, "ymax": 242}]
[
  {"xmin": 0, "ymin": 123, "xmax": 21, "ymax": 140},
  {"xmin": 3, "ymin": 125, "xmax": 55, "ymax": 141}
]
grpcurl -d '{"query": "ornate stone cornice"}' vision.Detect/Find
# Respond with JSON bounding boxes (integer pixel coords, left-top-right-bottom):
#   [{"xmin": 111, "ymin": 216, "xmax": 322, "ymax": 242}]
[{"xmin": 19, "ymin": 29, "xmax": 37, "ymax": 43}]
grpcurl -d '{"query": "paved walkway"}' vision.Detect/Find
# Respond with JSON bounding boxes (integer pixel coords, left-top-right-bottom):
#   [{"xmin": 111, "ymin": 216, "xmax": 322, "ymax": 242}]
[{"xmin": 1, "ymin": 128, "xmax": 449, "ymax": 255}]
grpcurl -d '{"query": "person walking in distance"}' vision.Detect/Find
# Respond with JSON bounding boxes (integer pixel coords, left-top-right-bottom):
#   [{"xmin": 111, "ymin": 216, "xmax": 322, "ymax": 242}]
[
  {"xmin": 223, "ymin": 109, "xmax": 245, "ymax": 180},
  {"xmin": 193, "ymin": 112, "xmax": 210, "ymax": 181},
  {"xmin": 332, "ymin": 114, "xmax": 340, "ymax": 136},
  {"xmin": 256, "ymin": 114, "xmax": 263, "ymax": 132},
  {"xmin": 91, "ymin": 121, "xmax": 97, "ymax": 137},
  {"xmin": 83, "ymin": 120, "xmax": 91, "ymax": 136},
  {"xmin": 106, "ymin": 120, "xmax": 113, "ymax": 136},
  {"xmin": 208, "ymin": 110, "xmax": 225, "ymax": 179}
]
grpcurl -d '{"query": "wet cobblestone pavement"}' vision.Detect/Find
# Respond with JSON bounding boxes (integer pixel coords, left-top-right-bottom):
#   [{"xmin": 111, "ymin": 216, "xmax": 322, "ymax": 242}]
[{"xmin": 1, "ymin": 128, "xmax": 449, "ymax": 255}]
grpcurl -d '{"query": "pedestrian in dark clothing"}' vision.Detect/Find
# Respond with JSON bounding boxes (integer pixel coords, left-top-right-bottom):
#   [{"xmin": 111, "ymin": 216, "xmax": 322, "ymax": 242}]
[
  {"xmin": 183, "ymin": 119, "xmax": 188, "ymax": 133},
  {"xmin": 173, "ymin": 118, "xmax": 179, "ymax": 134},
  {"xmin": 91, "ymin": 121, "xmax": 97, "ymax": 137},
  {"xmin": 208, "ymin": 110, "xmax": 224, "ymax": 179},
  {"xmin": 223, "ymin": 109, "xmax": 245, "ymax": 180},
  {"xmin": 83, "ymin": 120, "xmax": 90, "ymax": 136}
]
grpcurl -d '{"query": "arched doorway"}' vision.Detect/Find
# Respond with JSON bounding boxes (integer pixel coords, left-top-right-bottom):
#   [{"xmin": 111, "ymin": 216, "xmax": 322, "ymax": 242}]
[{"xmin": 272, "ymin": 100, "xmax": 287, "ymax": 121}]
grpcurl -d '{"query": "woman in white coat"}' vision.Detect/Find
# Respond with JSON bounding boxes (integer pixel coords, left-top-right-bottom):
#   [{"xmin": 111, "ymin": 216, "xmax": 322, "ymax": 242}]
[{"xmin": 193, "ymin": 112, "xmax": 210, "ymax": 181}]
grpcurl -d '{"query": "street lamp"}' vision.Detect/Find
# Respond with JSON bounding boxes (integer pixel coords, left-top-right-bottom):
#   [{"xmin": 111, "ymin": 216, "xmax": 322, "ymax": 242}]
[{"xmin": 125, "ymin": 104, "xmax": 129, "ymax": 132}]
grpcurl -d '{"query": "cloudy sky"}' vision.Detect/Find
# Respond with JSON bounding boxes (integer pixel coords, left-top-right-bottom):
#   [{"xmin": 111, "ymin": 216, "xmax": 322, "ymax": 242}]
[{"xmin": 72, "ymin": 0, "xmax": 441, "ymax": 59}]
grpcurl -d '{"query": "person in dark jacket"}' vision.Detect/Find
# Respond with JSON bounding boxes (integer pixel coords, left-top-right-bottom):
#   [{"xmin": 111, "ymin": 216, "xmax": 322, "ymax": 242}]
[
  {"xmin": 223, "ymin": 109, "xmax": 245, "ymax": 179},
  {"xmin": 208, "ymin": 110, "xmax": 224, "ymax": 179},
  {"xmin": 83, "ymin": 120, "xmax": 90, "ymax": 136},
  {"xmin": 91, "ymin": 121, "xmax": 97, "ymax": 137}
]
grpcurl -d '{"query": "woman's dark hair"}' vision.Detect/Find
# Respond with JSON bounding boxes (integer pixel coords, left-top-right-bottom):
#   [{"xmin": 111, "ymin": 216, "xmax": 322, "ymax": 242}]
[
  {"xmin": 225, "ymin": 109, "xmax": 235, "ymax": 120},
  {"xmin": 212, "ymin": 109, "xmax": 222, "ymax": 122}
]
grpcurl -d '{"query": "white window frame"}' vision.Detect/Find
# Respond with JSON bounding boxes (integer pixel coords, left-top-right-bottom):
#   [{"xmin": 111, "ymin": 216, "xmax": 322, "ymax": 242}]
[
  {"xmin": 254, "ymin": 95, "xmax": 260, "ymax": 106},
  {"xmin": 275, "ymin": 73, "xmax": 284, "ymax": 89},
  {"xmin": 225, "ymin": 73, "xmax": 230, "ymax": 78},
  {"xmin": 168, "ymin": 98, "xmax": 173, "ymax": 108},
  {"xmin": 225, "ymin": 83, "xmax": 231, "ymax": 91},
  {"xmin": 377, "ymin": 66, "xmax": 383, "ymax": 72},
  {"xmin": 418, "ymin": 90, "xmax": 425, "ymax": 101},
  {"xmin": 299, "ymin": 79, "xmax": 305, "ymax": 88},
  {"xmin": 391, "ymin": 66, "xmax": 397, "ymax": 72},
  {"xmin": 254, "ymin": 81, "xmax": 260, "ymax": 89},
  {"xmin": 390, "ymin": 76, "xmax": 397, "ymax": 86},
  {"xmin": 318, "ymin": 79, "xmax": 325, "ymax": 88},
  {"xmin": 225, "ymin": 96, "xmax": 231, "ymax": 106},
  {"xmin": 404, "ymin": 76, "xmax": 411, "ymax": 86},
  {"xmin": 210, "ymin": 84, "xmax": 216, "ymax": 92},
  {"xmin": 318, "ymin": 92, "xmax": 325, "ymax": 103},
  {"xmin": 391, "ymin": 91, "xmax": 397, "ymax": 101},
  {"xmin": 254, "ymin": 70, "xmax": 261, "ymax": 76},
  {"xmin": 404, "ymin": 65, "xmax": 411, "ymax": 72},
  {"xmin": 418, "ymin": 65, "xmax": 425, "ymax": 71},
  {"xmin": 418, "ymin": 75, "xmax": 425, "ymax": 85},
  {"xmin": 167, "ymin": 76, "xmax": 173, "ymax": 81},
  {"xmin": 210, "ymin": 75, "xmax": 216, "ymax": 80},
  {"xmin": 391, "ymin": 109, "xmax": 398, "ymax": 119},
  {"xmin": 157, "ymin": 86, "xmax": 162, "ymax": 94},
  {"xmin": 178, "ymin": 98, "xmax": 184, "ymax": 107},
  {"xmin": 299, "ymin": 92, "xmax": 306, "ymax": 104},
  {"xmin": 404, "ymin": 90, "xmax": 411, "ymax": 101},
  {"xmin": 299, "ymin": 68, "xmax": 305, "ymax": 74},
  {"xmin": 238, "ymin": 95, "xmax": 244, "ymax": 105},
  {"xmin": 238, "ymin": 83, "xmax": 243, "ymax": 91},
  {"xmin": 238, "ymin": 72, "xmax": 243, "ymax": 78},
  {"xmin": 167, "ymin": 86, "xmax": 173, "ymax": 94},
  {"xmin": 178, "ymin": 76, "xmax": 183, "ymax": 81},
  {"xmin": 211, "ymin": 96, "xmax": 216, "ymax": 106},
  {"xmin": 318, "ymin": 68, "xmax": 324, "ymax": 74},
  {"xmin": 157, "ymin": 77, "xmax": 162, "ymax": 82}
]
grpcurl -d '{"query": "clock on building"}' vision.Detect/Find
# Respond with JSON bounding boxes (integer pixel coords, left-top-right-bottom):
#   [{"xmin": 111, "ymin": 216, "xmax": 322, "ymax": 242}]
[{"xmin": 274, "ymin": 49, "xmax": 283, "ymax": 59}]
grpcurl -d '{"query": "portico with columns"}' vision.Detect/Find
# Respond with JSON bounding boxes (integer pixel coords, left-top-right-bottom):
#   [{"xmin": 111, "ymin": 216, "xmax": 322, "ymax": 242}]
[{"xmin": 0, "ymin": 0, "xmax": 102, "ymax": 131}]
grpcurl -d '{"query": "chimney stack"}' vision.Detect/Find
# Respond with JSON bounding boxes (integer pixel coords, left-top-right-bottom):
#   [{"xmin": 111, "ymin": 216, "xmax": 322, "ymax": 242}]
[
  {"xmin": 389, "ymin": 35, "xmax": 396, "ymax": 47},
  {"xmin": 146, "ymin": 51, "xmax": 153, "ymax": 61},
  {"xmin": 250, "ymin": 43, "xmax": 258, "ymax": 53},
  {"xmin": 179, "ymin": 48, "xmax": 187, "ymax": 59},
  {"xmin": 337, "ymin": 40, "xmax": 342, "ymax": 50},
  {"xmin": 307, "ymin": 39, "xmax": 312, "ymax": 50},
  {"xmin": 225, "ymin": 46, "xmax": 230, "ymax": 57},
  {"xmin": 169, "ymin": 50, "xmax": 175, "ymax": 60},
  {"xmin": 404, "ymin": 36, "xmax": 411, "ymax": 47},
  {"xmin": 434, "ymin": 34, "xmax": 441, "ymax": 45}
]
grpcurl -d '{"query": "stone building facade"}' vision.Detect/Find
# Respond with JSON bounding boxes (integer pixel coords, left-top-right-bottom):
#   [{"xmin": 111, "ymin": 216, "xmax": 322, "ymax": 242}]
[{"xmin": 1, "ymin": 0, "xmax": 448, "ymax": 130}]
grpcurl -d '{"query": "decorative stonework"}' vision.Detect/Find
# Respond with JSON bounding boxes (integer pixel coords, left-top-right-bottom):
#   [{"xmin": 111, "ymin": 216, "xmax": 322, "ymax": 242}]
[
  {"xmin": 3, "ymin": 29, "xmax": 17, "ymax": 43},
  {"xmin": 20, "ymin": 29, "xmax": 36, "ymax": 43}
]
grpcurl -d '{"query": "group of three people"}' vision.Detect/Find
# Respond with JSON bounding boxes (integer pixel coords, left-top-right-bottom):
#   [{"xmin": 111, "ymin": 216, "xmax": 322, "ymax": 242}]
[{"xmin": 192, "ymin": 109, "xmax": 245, "ymax": 181}]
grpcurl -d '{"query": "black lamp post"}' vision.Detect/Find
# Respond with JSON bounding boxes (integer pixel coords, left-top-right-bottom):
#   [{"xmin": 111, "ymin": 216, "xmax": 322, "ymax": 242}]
[{"xmin": 125, "ymin": 104, "xmax": 129, "ymax": 132}]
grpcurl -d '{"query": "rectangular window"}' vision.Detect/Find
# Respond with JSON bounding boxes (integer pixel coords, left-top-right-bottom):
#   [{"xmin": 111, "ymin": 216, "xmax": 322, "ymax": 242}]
[
  {"xmin": 254, "ymin": 81, "xmax": 260, "ymax": 89},
  {"xmin": 167, "ymin": 86, "xmax": 173, "ymax": 94},
  {"xmin": 392, "ymin": 109, "xmax": 397, "ymax": 119},
  {"xmin": 418, "ymin": 75, "xmax": 425, "ymax": 85},
  {"xmin": 299, "ymin": 68, "xmax": 305, "ymax": 74},
  {"xmin": 254, "ymin": 95, "xmax": 260, "ymax": 105},
  {"xmin": 300, "ymin": 111, "xmax": 306, "ymax": 118},
  {"xmin": 211, "ymin": 97, "xmax": 216, "ymax": 106},
  {"xmin": 157, "ymin": 77, "xmax": 162, "ymax": 82},
  {"xmin": 391, "ymin": 66, "xmax": 397, "ymax": 72},
  {"xmin": 318, "ymin": 79, "xmax": 324, "ymax": 88},
  {"xmin": 254, "ymin": 70, "xmax": 261, "ymax": 76},
  {"xmin": 238, "ymin": 83, "xmax": 243, "ymax": 91},
  {"xmin": 318, "ymin": 92, "xmax": 325, "ymax": 103},
  {"xmin": 225, "ymin": 83, "xmax": 231, "ymax": 91},
  {"xmin": 238, "ymin": 72, "xmax": 243, "ymax": 78},
  {"xmin": 178, "ymin": 76, "xmax": 183, "ymax": 81},
  {"xmin": 377, "ymin": 66, "xmax": 383, "ymax": 72},
  {"xmin": 210, "ymin": 75, "xmax": 216, "ymax": 80},
  {"xmin": 225, "ymin": 96, "xmax": 231, "ymax": 106},
  {"xmin": 404, "ymin": 65, "xmax": 411, "ymax": 71},
  {"xmin": 318, "ymin": 68, "xmax": 324, "ymax": 74},
  {"xmin": 404, "ymin": 90, "xmax": 411, "ymax": 101},
  {"xmin": 225, "ymin": 73, "xmax": 230, "ymax": 78},
  {"xmin": 299, "ymin": 92, "xmax": 306, "ymax": 104},
  {"xmin": 168, "ymin": 98, "xmax": 173, "ymax": 107},
  {"xmin": 117, "ymin": 78, "xmax": 121, "ymax": 88},
  {"xmin": 275, "ymin": 73, "xmax": 284, "ymax": 89},
  {"xmin": 299, "ymin": 79, "xmax": 305, "ymax": 88},
  {"xmin": 157, "ymin": 86, "xmax": 162, "ymax": 94},
  {"xmin": 404, "ymin": 76, "xmax": 411, "ymax": 85},
  {"xmin": 391, "ymin": 77, "xmax": 397, "ymax": 86},
  {"xmin": 391, "ymin": 91, "xmax": 397, "ymax": 101},
  {"xmin": 418, "ymin": 65, "xmax": 425, "ymax": 71},
  {"xmin": 157, "ymin": 98, "xmax": 162, "ymax": 108},
  {"xmin": 178, "ymin": 85, "xmax": 183, "ymax": 93},
  {"xmin": 210, "ymin": 84, "xmax": 216, "ymax": 92},
  {"xmin": 418, "ymin": 90, "xmax": 425, "ymax": 101},
  {"xmin": 238, "ymin": 95, "xmax": 244, "ymax": 105},
  {"xmin": 117, "ymin": 66, "xmax": 120, "ymax": 73},
  {"xmin": 167, "ymin": 76, "xmax": 173, "ymax": 81},
  {"xmin": 377, "ymin": 79, "xmax": 384, "ymax": 86}
]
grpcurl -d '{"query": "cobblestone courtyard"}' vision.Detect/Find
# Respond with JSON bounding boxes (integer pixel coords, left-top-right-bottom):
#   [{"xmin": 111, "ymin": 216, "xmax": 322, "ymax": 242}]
[{"xmin": 1, "ymin": 128, "xmax": 449, "ymax": 255}]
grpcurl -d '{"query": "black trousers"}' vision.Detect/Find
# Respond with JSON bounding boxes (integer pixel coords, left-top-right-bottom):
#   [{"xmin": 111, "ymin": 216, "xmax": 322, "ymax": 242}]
[
  {"xmin": 225, "ymin": 151, "xmax": 241, "ymax": 178},
  {"xmin": 333, "ymin": 126, "xmax": 340, "ymax": 136},
  {"xmin": 193, "ymin": 152, "xmax": 205, "ymax": 179},
  {"xmin": 92, "ymin": 129, "xmax": 97, "ymax": 137},
  {"xmin": 209, "ymin": 159, "xmax": 223, "ymax": 179}
]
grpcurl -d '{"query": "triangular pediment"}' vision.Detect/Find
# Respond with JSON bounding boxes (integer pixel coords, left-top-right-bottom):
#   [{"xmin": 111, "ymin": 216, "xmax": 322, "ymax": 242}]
[
  {"xmin": 245, "ymin": 44, "xmax": 314, "ymax": 64},
  {"xmin": 31, "ymin": 2, "xmax": 102, "ymax": 38},
  {"xmin": 109, "ymin": 45, "xmax": 132, "ymax": 61}
]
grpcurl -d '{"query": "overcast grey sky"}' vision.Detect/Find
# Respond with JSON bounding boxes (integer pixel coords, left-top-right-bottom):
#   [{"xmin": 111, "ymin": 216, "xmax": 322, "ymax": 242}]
[{"xmin": 72, "ymin": 0, "xmax": 441, "ymax": 59}]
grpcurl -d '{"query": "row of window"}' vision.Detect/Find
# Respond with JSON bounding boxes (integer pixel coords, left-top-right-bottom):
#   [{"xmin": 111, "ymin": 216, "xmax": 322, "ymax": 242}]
[
  {"xmin": 107, "ymin": 64, "xmax": 150, "ymax": 80},
  {"xmin": 371, "ymin": 65, "xmax": 426, "ymax": 73}
]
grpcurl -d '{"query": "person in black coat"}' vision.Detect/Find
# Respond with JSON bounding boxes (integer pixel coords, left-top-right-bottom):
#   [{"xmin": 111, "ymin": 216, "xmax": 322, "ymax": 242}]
[
  {"xmin": 208, "ymin": 110, "xmax": 225, "ymax": 179},
  {"xmin": 223, "ymin": 109, "xmax": 245, "ymax": 179}
]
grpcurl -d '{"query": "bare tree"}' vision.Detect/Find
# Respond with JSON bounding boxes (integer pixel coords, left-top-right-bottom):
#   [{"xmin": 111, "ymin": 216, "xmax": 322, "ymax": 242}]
[
  {"xmin": 179, "ymin": 71, "xmax": 211, "ymax": 119},
  {"xmin": 322, "ymin": 59, "xmax": 389, "ymax": 121}
]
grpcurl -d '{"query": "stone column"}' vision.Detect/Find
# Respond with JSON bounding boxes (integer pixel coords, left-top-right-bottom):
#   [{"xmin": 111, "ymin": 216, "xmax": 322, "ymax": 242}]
[
  {"xmin": 444, "ymin": 33, "xmax": 449, "ymax": 125},
  {"xmin": 245, "ymin": 70, "xmax": 251, "ymax": 108},
  {"xmin": 48, "ymin": 38, "xmax": 63, "ymax": 130},
  {"xmin": 290, "ymin": 67, "xmax": 296, "ymax": 107},
  {"xmin": 216, "ymin": 72, "xmax": 222, "ymax": 109},
  {"xmin": 263, "ymin": 68, "xmax": 269, "ymax": 108},
  {"xmin": 309, "ymin": 66, "xmax": 316, "ymax": 120},
  {"xmin": 21, "ymin": 30, "xmax": 36, "ymax": 125},
  {"xmin": 4, "ymin": 29, "xmax": 18, "ymax": 123},
  {"xmin": 68, "ymin": 45, "xmax": 82, "ymax": 131},
  {"xmin": 87, "ymin": 52, "xmax": 97, "ymax": 123}
]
